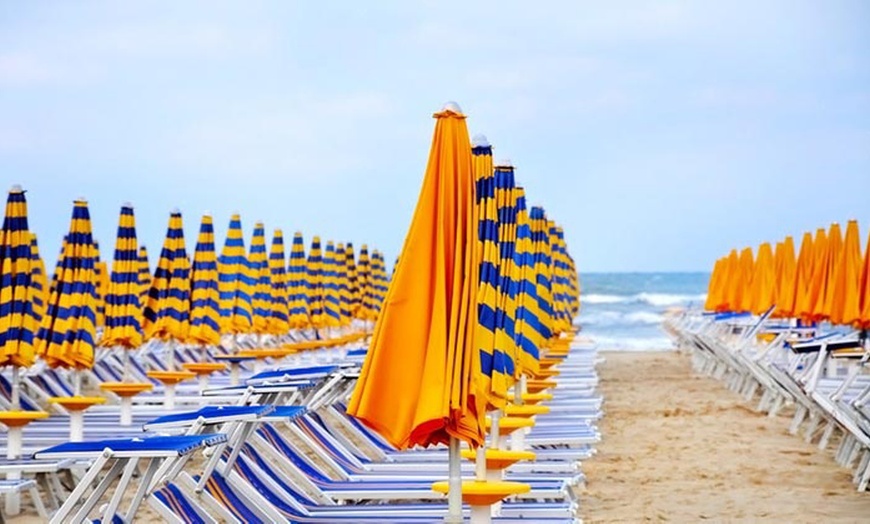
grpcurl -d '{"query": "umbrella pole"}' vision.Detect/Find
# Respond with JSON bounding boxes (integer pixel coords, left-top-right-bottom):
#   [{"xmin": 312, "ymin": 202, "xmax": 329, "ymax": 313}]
[
  {"xmin": 122, "ymin": 348, "xmax": 131, "ymax": 381},
  {"xmin": 10, "ymin": 366, "xmax": 20, "ymax": 409},
  {"xmin": 446, "ymin": 436, "xmax": 462, "ymax": 523},
  {"xmin": 511, "ymin": 378, "xmax": 526, "ymax": 451}
]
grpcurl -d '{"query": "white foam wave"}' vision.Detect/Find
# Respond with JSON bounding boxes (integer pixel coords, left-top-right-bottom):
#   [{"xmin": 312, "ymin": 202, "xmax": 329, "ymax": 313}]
[
  {"xmin": 580, "ymin": 310, "xmax": 663, "ymax": 326},
  {"xmin": 591, "ymin": 335, "xmax": 674, "ymax": 351},
  {"xmin": 583, "ymin": 292, "xmax": 706, "ymax": 307}
]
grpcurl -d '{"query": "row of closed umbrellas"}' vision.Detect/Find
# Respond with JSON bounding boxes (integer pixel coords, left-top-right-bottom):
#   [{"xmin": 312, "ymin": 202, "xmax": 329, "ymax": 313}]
[
  {"xmin": 705, "ymin": 219, "xmax": 870, "ymax": 326},
  {"xmin": 0, "ymin": 190, "xmax": 389, "ymax": 376}
]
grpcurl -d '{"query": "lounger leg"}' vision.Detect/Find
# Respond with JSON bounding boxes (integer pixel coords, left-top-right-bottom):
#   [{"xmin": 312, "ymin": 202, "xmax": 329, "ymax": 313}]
[
  {"xmin": 789, "ymin": 405, "xmax": 806, "ymax": 435},
  {"xmin": 768, "ymin": 395, "xmax": 784, "ymax": 418},
  {"xmin": 50, "ymin": 452, "xmax": 110, "ymax": 524},
  {"xmin": 124, "ymin": 457, "xmax": 160, "ymax": 523},
  {"xmin": 856, "ymin": 451, "xmax": 870, "ymax": 492},
  {"xmin": 818, "ymin": 422, "xmax": 835, "ymax": 451},
  {"xmin": 70, "ymin": 458, "xmax": 127, "ymax": 523},
  {"xmin": 804, "ymin": 412, "xmax": 820, "ymax": 443},
  {"xmin": 28, "ymin": 486, "xmax": 47, "ymax": 519},
  {"xmin": 103, "ymin": 458, "xmax": 139, "ymax": 521}
]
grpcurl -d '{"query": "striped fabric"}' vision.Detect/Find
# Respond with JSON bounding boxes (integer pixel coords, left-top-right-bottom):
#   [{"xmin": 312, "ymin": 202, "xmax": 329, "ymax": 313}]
[
  {"xmin": 29, "ymin": 233, "xmax": 48, "ymax": 324},
  {"xmin": 322, "ymin": 241, "xmax": 343, "ymax": 327},
  {"xmin": 370, "ymin": 250, "xmax": 389, "ymax": 314},
  {"xmin": 218, "ymin": 214, "xmax": 253, "ymax": 334},
  {"xmin": 530, "ymin": 206, "xmax": 554, "ymax": 343},
  {"xmin": 549, "ymin": 222, "xmax": 572, "ymax": 334},
  {"xmin": 512, "ymin": 187, "xmax": 541, "ymax": 375},
  {"xmin": 143, "ymin": 211, "xmax": 191, "ymax": 342},
  {"xmin": 188, "ymin": 215, "xmax": 221, "ymax": 346},
  {"xmin": 0, "ymin": 187, "xmax": 39, "ymax": 368},
  {"xmin": 93, "ymin": 241, "xmax": 109, "ymax": 328},
  {"xmin": 344, "ymin": 243, "xmax": 359, "ymax": 316},
  {"xmin": 248, "ymin": 223, "xmax": 272, "ymax": 335},
  {"xmin": 286, "ymin": 232, "xmax": 310, "ymax": 328},
  {"xmin": 35, "ymin": 199, "xmax": 98, "ymax": 370},
  {"xmin": 266, "ymin": 229, "xmax": 290, "ymax": 335},
  {"xmin": 101, "ymin": 204, "xmax": 144, "ymax": 349},
  {"xmin": 137, "ymin": 245, "xmax": 151, "ymax": 305},
  {"xmin": 355, "ymin": 245, "xmax": 375, "ymax": 321},
  {"xmin": 305, "ymin": 236, "xmax": 325, "ymax": 327},
  {"xmin": 336, "ymin": 243, "xmax": 352, "ymax": 325}
]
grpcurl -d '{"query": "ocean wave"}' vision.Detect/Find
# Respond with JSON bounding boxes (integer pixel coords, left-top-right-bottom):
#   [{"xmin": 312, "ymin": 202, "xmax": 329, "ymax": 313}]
[
  {"xmin": 579, "ymin": 310, "xmax": 663, "ymax": 326},
  {"xmin": 591, "ymin": 335, "xmax": 675, "ymax": 351},
  {"xmin": 583, "ymin": 292, "xmax": 706, "ymax": 307}
]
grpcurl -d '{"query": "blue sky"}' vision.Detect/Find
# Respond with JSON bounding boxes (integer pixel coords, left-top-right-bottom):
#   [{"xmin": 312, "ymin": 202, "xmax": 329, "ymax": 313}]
[{"xmin": 1, "ymin": 1, "xmax": 868, "ymax": 271}]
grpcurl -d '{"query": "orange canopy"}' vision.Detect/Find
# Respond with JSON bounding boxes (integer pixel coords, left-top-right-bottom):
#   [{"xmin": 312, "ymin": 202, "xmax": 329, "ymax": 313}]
[
  {"xmin": 858, "ymin": 229, "xmax": 870, "ymax": 329},
  {"xmin": 347, "ymin": 105, "xmax": 484, "ymax": 449},
  {"xmin": 828, "ymin": 220, "xmax": 861, "ymax": 326},
  {"xmin": 774, "ymin": 236, "xmax": 797, "ymax": 318},
  {"xmin": 813, "ymin": 224, "xmax": 842, "ymax": 321},
  {"xmin": 733, "ymin": 247, "xmax": 754, "ymax": 313},
  {"xmin": 794, "ymin": 231, "xmax": 818, "ymax": 321},
  {"xmin": 749, "ymin": 242, "xmax": 776, "ymax": 315}
]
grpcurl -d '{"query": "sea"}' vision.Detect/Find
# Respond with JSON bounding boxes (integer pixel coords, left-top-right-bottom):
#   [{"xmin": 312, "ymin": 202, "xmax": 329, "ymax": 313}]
[{"xmin": 576, "ymin": 272, "xmax": 710, "ymax": 350}]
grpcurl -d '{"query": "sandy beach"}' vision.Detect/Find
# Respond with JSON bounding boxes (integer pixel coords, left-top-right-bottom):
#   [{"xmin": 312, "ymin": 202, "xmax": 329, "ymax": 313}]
[{"xmin": 581, "ymin": 350, "xmax": 870, "ymax": 523}]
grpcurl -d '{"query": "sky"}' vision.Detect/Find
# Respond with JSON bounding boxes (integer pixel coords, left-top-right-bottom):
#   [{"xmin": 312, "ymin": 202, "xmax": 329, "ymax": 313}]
[{"xmin": 1, "ymin": 1, "xmax": 868, "ymax": 272}]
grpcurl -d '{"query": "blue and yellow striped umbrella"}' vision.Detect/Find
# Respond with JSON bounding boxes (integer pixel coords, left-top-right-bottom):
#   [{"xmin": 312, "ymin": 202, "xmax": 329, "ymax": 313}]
[
  {"xmin": 549, "ymin": 222, "xmax": 572, "ymax": 335},
  {"xmin": 101, "ymin": 204, "xmax": 144, "ymax": 349},
  {"xmin": 248, "ymin": 223, "xmax": 272, "ymax": 335},
  {"xmin": 344, "ymin": 243, "xmax": 359, "ymax": 316},
  {"xmin": 35, "ymin": 199, "xmax": 99, "ymax": 370},
  {"xmin": 0, "ymin": 186, "xmax": 40, "ymax": 369},
  {"xmin": 306, "ymin": 236, "xmax": 325, "ymax": 327},
  {"xmin": 188, "ymin": 215, "xmax": 221, "ymax": 347},
  {"xmin": 137, "ymin": 245, "xmax": 151, "ymax": 305},
  {"xmin": 93, "ymin": 241, "xmax": 109, "ymax": 329},
  {"xmin": 143, "ymin": 210, "xmax": 191, "ymax": 342},
  {"xmin": 370, "ymin": 250, "xmax": 389, "ymax": 316},
  {"xmin": 286, "ymin": 232, "xmax": 310, "ymax": 329},
  {"xmin": 322, "ymin": 241, "xmax": 343, "ymax": 327},
  {"xmin": 29, "ymin": 233, "xmax": 48, "ymax": 325},
  {"xmin": 512, "ymin": 187, "xmax": 541, "ymax": 374},
  {"xmin": 218, "ymin": 214, "xmax": 253, "ymax": 334},
  {"xmin": 530, "ymin": 207, "xmax": 554, "ymax": 344},
  {"xmin": 337, "ymin": 243, "xmax": 352, "ymax": 324},
  {"xmin": 355, "ymin": 245, "xmax": 375, "ymax": 321},
  {"xmin": 267, "ymin": 229, "xmax": 290, "ymax": 335}
]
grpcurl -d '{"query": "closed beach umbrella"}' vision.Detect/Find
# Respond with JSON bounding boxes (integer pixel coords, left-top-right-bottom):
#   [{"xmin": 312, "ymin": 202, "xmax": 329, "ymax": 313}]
[
  {"xmin": 857, "ymin": 229, "xmax": 870, "ymax": 329},
  {"xmin": 705, "ymin": 258, "xmax": 723, "ymax": 312},
  {"xmin": 248, "ymin": 222, "xmax": 272, "ymax": 335},
  {"xmin": 322, "ymin": 241, "xmax": 343, "ymax": 327},
  {"xmin": 267, "ymin": 229, "xmax": 290, "ymax": 335},
  {"xmin": 93, "ymin": 241, "xmax": 109, "ymax": 329},
  {"xmin": 306, "ymin": 236, "xmax": 325, "ymax": 327},
  {"xmin": 734, "ymin": 247, "xmax": 755, "ymax": 313},
  {"xmin": 218, "ymin": 214, "xmax": 253, "ymax": 334},
  {"xmin": 370, "ymin": 250, "xmax": 389, "ymax": 315},
  {"xmin": 101, "ymin": 204, "xmax": 144, "ymax": 349},
  {"xmin": 348, "ymin": 103, "xmax": 485, "ymax": 450},
  {"xmin": 188, "ymin": 214, "xmax": 221, "ymax": 347},
  {"xmin": 286, "ymin": 232, "xmax": 310, "ymax": 329},
  {"xmin": 345, "ymin": 243, "xmax": 359, "ymax": 316},
  {"xmin": 35, "ymin": 199, "xmax": 99, "ymax": 372},
  {"xmin": 29, "ymin": 233, "xmax": 48, "ymax": 323},
  {"xmin": 0, "ymin": 186, "xmax": 40, "ymax": 371},
  {"xmin": 138, "ymin": 245, "xmax": 151, "ymax": 305},
  {"xmin": 829, "ymin": 220, "xmax": 861, "ymax": 326},
  {"xmin": 794, "ymin": 231, "xmax": 818, "ymax": 321},
  {"xmin": 336, "ymin": 243, "xmax": 352, "ymax": 324},
  {"xmin": 530, "ymin": 206, "xmax": 554, "ymax": 344},
  {"xmin": 814, "ymin": 223, "xmax": 843, "ymax": 322},
  {"xmin": 143, "ymin": 210, "xmax": 191, "ymax": 343},
  {"xmin": 356, "ymin": 245, "xmax": 375, "ymax": 321},
  {"xmin": 774, "ymin": 236, "xmax": 797, "ymax": 318},
  {"xmin": 749, "ymin": 242, "xmax": 776, "ymax": 315},
  {"xmin": 513, "ymin": 186, "xmax": 541, "ymax": 375},
  {"xmin": 491, "ymin": 164, "xmax": 520, "ymax": 399}
]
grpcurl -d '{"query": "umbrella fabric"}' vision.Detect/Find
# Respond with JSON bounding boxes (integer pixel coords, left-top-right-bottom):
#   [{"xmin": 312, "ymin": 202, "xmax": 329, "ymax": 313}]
[
  {"xmin": 828, "ymin": 220, "xmax": 861, "ymax": 326},
  {"xmin": 472, "ymin": 141, "xmax": 499, "ymax": 403},
  {"xmin": 774, "ymin": 236, "xmax": 797, "ymax": 317},
  {"xmin": 248, "ymin": 223, "xmax": 272, "ymax": 335},
  {"xmin": 93, "ymin": 242, "xmax": 109, "ymax": 328},
  {"xmin": 188, "ymin": 215, "xmax": 221, "ymax": 347},
  {"xmin": 322, "ymin": 241, "xmax": 343, "ymax": 327},
  {"xmin": 370, "ymin": 251, "xmax": 389, "ymax": 316},
  {"xmin": 336, "ymin": 243, "xmax": 352, "ymax": 324},
  {"xmin": 345, "ymin": 243, "xmax": 359, "ymax": 316},
  {"xmin": 749, "ymin": 242, "xmax": 775, "ymax": 315},
  {"xmin": 512, "ymin": 187, "xmax": 541, "ymax": 375},
  {"xmin": 0, "ymin": 187, "xmax": 40, "ymax": 368},
  {"xmin": 267, "ymin": 229, "xmax": 291, "ymax": 335},
  {"xmin": 306, "ymin": 236, "xmax": 325, "ymax": 327},
  {"xmin": 858, "ymin": 229, "xmax": 870, "ymax": 329},
  {"xmin": 733, "ymin": 247, "xmax": 755, "ymax": 314},
  {"xmin": 348, "ymin": 106, "xmax": 484, "ymax": 449},
  {"xmin": 143, "ymin": 211, "xmax": 191, "ymax": 342},
  {"xmin": 35, "ymin": 199, "xmax": 99, "ymax": 370},
  {"xmin": 705, "ymin": 257, "xmax": 725, "ymax": 311},
  {"xmin": 792, "ymin": 232, "xmax": 815, "ymax": 320},
  {"xmin": 101, "ymin": 204, "xmax": 144, "ymax": 349},
  {"xmin": 29, "ymin": 233, "xmax": 48, "ymax": 324},
  {"xmin": 137, "ymin": 246, "xmax": 151, "ymax": 306},
  {"xmin": 814, "ymin": 223, "xmax": 843, "ymax": 322},
  {"xmin": 550, "ymin": 223, "xmax": 574, "ymax": 334},
  {"xmin": 355, "ymin": 245, "xmax": 375, "ymax": 321},
  {"xmin": 286, "ymin": 232, "xmax": 310, "ymax": 329},
  {"xmin": 529, "ymin": 206, "xmax": 554, "ymax": 345},
  {"xmin": 218, "ymin": 214, "xmax": 253, "ymax": 334},
  {"xmin": 799, "ymin": 228, "xmax": 827, "ymax": 321}
]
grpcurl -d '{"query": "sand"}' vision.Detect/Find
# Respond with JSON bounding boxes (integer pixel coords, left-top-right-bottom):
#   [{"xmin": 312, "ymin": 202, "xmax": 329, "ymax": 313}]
[{"xmin": 581, "ymin": 350, "xmax": 870, "ymax": 523}]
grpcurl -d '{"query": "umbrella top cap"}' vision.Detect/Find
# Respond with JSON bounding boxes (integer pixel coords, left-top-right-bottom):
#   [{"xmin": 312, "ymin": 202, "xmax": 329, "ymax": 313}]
[
  {"xmin": 10, "ymin": 184, "xmax": 23, "ymax": 192},
  {"xmin": 471, "ymin": 134, "xmax": 490, "ymax": 147},
  {"xmin": 496, "ymin": 158, "xmax": 514, "ymax": 168},
  {"xmin": 441, "ymin": 101, "xmax": 462, "ymax": 113}
]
